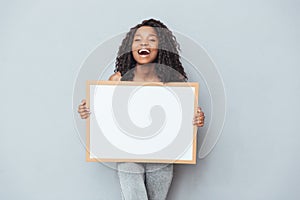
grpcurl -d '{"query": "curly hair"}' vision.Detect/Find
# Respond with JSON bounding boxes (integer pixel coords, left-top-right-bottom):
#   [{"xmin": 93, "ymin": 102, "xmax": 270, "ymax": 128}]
[{"xmin": 115, "ymin": 19, "xmax": 187, "ymax": 82}]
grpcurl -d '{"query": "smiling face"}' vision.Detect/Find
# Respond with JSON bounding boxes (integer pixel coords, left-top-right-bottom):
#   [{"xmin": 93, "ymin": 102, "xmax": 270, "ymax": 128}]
[{"xmin": 131, "ymin": 26, "xmax": 159, "ymax": 65}]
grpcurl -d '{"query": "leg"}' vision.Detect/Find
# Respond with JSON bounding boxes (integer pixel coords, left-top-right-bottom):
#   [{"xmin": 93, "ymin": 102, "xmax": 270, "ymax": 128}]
[
  {"xmin": 145, "ymin": 164, "xmax": 173, "ymax": 200},
  {"xmin": 117, "ymin": 162, "xmax": 148, "ymax": 200}
]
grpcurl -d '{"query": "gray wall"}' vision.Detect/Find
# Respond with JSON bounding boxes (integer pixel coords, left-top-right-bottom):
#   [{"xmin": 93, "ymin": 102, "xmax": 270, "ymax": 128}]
[{"xmin": 1, "ymin": 0, "xmax": 299, "ymax": 199}]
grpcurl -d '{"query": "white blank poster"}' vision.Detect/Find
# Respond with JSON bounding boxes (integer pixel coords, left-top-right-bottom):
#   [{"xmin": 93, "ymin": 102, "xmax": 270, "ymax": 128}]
[{"xmin": 87, "ymin": 81, "xmax": 198, "ymax": 164}]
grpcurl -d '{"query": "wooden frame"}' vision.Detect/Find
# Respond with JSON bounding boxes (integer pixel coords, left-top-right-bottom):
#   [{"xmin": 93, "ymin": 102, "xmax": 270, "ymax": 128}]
[{"xmin": 86, "ymin": 81, "xmax": 199, "ymax": 164}]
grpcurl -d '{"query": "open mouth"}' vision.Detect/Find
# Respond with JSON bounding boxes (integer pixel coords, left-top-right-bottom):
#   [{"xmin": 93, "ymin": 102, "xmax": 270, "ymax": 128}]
[{"xmin": 138, "ymin": 48, "xmax": 150, "ymax": 55}]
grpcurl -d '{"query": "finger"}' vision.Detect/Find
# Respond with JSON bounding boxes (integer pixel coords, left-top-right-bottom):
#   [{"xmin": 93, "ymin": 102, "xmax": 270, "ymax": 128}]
[
  {"xmin": 81, "ymin": 113, "xmax": 90, "ymax": 119},
  {"xmin": 78, "ymin": 107, "xmax": 90, "ymax": 113},
  {"xmin": 79, "ymin": 110, "xmax": 90, "ymax": 115},
  {"xmin": 197, "ymin": 106, "xmax": 202, "ymax": 113},
  {"xmin": 78, "ymin": 108, "xmax": 83, "ymax": 114},
  {"xmin": 195, "ymin": 113, "xmax": 203, "ymax": 118},
  {"xmin": 196, "ymin": 115, "xmax": 203, "ymax": 119},
  {"xmin": 78, "ymin": 108, "xmax": 89, "ymax": 114},
  {"xmin": 196, "ymin": 118, "xmax": 204, "ymax": 124},
  {"xmin": 197, "ymin": 122, "xmax": 204, "ymax": 127},
  {"xmin": 81, "ymin": 115, "xmax": 89, "ymax": 119},
  {"xmin": 79, "ymin": 105, "xmax": 89, "ymax": 109},
  {"xmin": 195, "ymin": 117, "xmax": 204, "ymax": 124},
  {"xmin": 194, "ymin": 112, "xmax": 203, "ymax": 117},
  {"xmin": 193, "ymin": 121, "xmax": 204, "ymax": 126},
  {"xmin": 80, "ymin": 99, "xmax": 86, "ymax": 106},
  {"xmin": 194, "ymin": 115, "xmax": 204, "ymax": 120},
  {"xmin": 199, "ymin": 116, "xmax": 205, "ymax": 121}
]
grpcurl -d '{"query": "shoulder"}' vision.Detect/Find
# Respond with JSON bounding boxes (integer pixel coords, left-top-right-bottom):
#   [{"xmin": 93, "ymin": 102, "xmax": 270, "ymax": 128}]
[
  {"xmin": 108, "ymin": 71, "xmax": 122, "ymax": 81},
  {"xmin": 177, "ymin": 74, "xmax": 187, "ymax": 82}
]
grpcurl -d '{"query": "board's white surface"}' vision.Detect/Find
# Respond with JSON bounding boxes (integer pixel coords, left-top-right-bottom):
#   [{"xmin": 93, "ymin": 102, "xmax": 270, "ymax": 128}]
[{"xmin": 89, "ymin": 84, "xmax": 196, "ymax": 162}]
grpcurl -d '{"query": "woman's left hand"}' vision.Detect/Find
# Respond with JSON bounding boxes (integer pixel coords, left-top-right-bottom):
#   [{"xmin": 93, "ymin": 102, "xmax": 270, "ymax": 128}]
[{"xmin": 193, "ymin": 107, "xmax": 205, "ymax": 127}]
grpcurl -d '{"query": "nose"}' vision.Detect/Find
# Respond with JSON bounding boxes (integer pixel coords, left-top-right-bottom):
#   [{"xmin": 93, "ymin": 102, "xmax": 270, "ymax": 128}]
[{"xmin": 140, "ymin": 40, "xmax": 149, "ymax": 46}]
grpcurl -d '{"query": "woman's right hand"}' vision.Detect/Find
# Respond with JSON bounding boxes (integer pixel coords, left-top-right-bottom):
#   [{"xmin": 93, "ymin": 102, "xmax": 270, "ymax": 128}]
[
  {"xmin": 78, "ymin": 72, "xmax": 120, "ymax": 119},
  {"xmin": 78, "ymin": 99, "xmax": 90, "ymax": 119}
]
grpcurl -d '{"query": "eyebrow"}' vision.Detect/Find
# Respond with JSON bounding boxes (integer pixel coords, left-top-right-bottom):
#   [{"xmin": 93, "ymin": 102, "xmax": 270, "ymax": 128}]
[{"xmin": 134, "ymin": 33, "xmax": 157, "ymax": 37}]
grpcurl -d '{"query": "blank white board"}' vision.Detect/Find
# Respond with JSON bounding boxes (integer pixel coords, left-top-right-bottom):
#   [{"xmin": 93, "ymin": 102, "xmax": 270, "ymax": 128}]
[{"xmin": 87, "ymin": 81, "xmax": 199, "ymax": 164}]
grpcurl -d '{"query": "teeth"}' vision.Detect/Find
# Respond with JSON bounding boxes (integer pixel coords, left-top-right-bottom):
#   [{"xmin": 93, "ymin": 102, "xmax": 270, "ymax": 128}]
[{"xmin": 138, "ymin": 49, "xmax": 150, "ymax": 54}]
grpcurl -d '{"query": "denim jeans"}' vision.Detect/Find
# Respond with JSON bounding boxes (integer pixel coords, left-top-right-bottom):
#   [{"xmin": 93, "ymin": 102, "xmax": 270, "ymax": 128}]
[{"xmin": 117, "ymin": 163, "xmax": 173, "ymax": 200}]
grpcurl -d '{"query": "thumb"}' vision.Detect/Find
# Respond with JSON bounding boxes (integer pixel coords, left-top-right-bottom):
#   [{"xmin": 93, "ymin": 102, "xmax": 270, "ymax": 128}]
[{"xmin": 80, "ymin": 99, "xmax": 86, "ymax": 105}]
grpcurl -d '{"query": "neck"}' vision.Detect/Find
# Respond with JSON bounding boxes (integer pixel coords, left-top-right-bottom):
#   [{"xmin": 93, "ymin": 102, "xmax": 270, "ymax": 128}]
[{"xmin": 134, "ymin": 63, "xmax": 157, "ymax": 80}]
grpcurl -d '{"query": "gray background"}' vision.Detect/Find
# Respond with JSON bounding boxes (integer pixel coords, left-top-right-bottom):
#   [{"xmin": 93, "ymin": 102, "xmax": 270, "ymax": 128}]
[{"xmin": 1, "ymin": 0, "xmax": 299, "ymax": 200}]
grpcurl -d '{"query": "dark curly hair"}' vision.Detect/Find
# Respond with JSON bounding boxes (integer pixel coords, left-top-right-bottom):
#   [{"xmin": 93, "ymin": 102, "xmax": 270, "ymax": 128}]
[{"xmin": 115, "ymin": 19, "xmax": 187, "ymax": 82}]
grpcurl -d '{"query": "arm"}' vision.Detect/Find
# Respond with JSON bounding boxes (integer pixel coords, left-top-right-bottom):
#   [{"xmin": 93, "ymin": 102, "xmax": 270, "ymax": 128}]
[{"xmin": 77, "ymin": 72, "xmax": 122, "ymax": 119}]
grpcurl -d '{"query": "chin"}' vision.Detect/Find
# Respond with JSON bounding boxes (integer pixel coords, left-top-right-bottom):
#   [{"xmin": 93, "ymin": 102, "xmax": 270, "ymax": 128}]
[
  {"xmin": 133, "ymin": 55, "xmax": 157, "ymax": 65},
  {"xmin": 136, "ymin": 61, "xmax": 155, "ymax": 65}
]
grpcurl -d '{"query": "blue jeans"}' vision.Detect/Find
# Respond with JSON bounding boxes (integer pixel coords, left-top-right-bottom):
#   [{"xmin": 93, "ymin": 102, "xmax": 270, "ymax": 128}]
[{"xmin": 117, "ymin": 163, "xmax": 173, "ymax": 200}]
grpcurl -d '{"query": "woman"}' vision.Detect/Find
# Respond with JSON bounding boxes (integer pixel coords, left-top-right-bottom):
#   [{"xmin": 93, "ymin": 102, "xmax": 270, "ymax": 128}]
[{"xmin": 78, "ymin": 19, "xmax": 205, "ymax": 200}]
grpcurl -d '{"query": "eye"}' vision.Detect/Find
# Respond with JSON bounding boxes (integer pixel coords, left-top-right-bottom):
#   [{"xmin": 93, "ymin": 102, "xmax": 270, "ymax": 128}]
[
  {"xmin": 134, "ymin": 38, "xmax": 141, "ymax": 42},
  {"xmin": 149, "ymin": 37, "xmax": 157, "ymax": 42}
]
